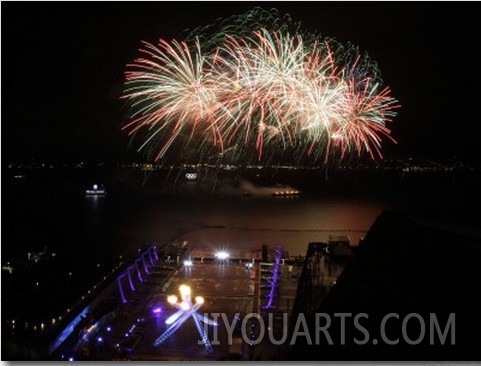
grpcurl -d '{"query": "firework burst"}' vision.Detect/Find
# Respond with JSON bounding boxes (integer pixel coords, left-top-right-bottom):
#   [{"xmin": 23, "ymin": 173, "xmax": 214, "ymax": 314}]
[{"xmin": 121, "ymin": 8, "xmax": 399, "ymax": 165}]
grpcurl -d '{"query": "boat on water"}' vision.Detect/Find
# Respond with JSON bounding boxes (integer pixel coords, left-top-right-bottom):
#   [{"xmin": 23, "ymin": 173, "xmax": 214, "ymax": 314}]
[
  {"xmin": 271, "ymin": 189, "xmax": 301, "ymax": 197},
  {"xmin": 236, "ymin": 179, "xmax": 301, "ymax": 198},
  {"xmin": 85, "ymin": 184, "xmax": 107, "ymax": 196}
]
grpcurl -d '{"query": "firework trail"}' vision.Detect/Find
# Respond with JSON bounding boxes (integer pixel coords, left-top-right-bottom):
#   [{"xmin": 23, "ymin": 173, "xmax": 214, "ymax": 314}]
[{"xmin": 121, "ymin": 7, "xmax": 399, "ymax": 165}]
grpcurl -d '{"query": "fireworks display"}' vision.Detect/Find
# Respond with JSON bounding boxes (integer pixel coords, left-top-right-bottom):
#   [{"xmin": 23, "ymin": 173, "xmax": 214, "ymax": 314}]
[{"xmin": 121, "ymin": 8, "xmax": 399, "ymax": 165}]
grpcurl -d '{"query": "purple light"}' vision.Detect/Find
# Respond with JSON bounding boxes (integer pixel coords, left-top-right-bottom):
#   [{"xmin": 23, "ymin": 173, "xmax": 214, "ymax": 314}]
[
  {"xmin": 97, "ymin": 337, "xmax": 103, "ymax": 342},
  {"xmin": 106, "ymin": 326, "xmax": 111, "ymax": 332},
  {"xmin": 152, "ymin": 307, "xmax": 163, "ymax": 317},
  {"xmin": 263, "ymin": 246, "xmax": 283, "ymax": 310}
]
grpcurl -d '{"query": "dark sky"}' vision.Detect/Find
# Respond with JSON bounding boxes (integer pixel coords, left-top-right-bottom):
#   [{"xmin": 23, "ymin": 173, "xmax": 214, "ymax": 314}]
[{"xmin": 2, "ymin": 2, "xmax": 481, "ymax": 163}]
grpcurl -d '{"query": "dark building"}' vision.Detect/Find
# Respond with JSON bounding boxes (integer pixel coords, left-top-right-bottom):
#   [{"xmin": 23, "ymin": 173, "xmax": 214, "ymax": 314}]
[{"xmin": 289, "ymin": 209, "xmax": 481, "ymax": 361}]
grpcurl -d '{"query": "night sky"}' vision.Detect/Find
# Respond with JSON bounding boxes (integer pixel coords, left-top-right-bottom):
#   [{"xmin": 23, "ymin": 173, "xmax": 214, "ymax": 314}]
[{"xmin": 2, "ymin": 2, "xmax": 481, "ymax": 163}]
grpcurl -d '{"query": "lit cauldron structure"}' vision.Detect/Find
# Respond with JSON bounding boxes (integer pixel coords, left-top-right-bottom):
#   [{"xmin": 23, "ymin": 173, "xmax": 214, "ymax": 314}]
[{"xmin": 153, "ymin": 284, "xmax": 218, "ymax": 353}]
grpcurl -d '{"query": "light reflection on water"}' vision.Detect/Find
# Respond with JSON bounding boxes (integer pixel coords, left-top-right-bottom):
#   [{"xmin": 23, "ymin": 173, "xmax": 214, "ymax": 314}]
[
  {"xmin": 161, "ymin": 196, "xmax": 389, "ymax": 257},
  {"xmin": 0, "ymin": 172, "xmax": 401, "ymax": 324},
  {"xmin": 4, "ymin": 181, "xmax": 392, "ymax": 260},
  {"xmin": 91, "ymin": 193, "xmax": 390, "ymax": 259}
]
